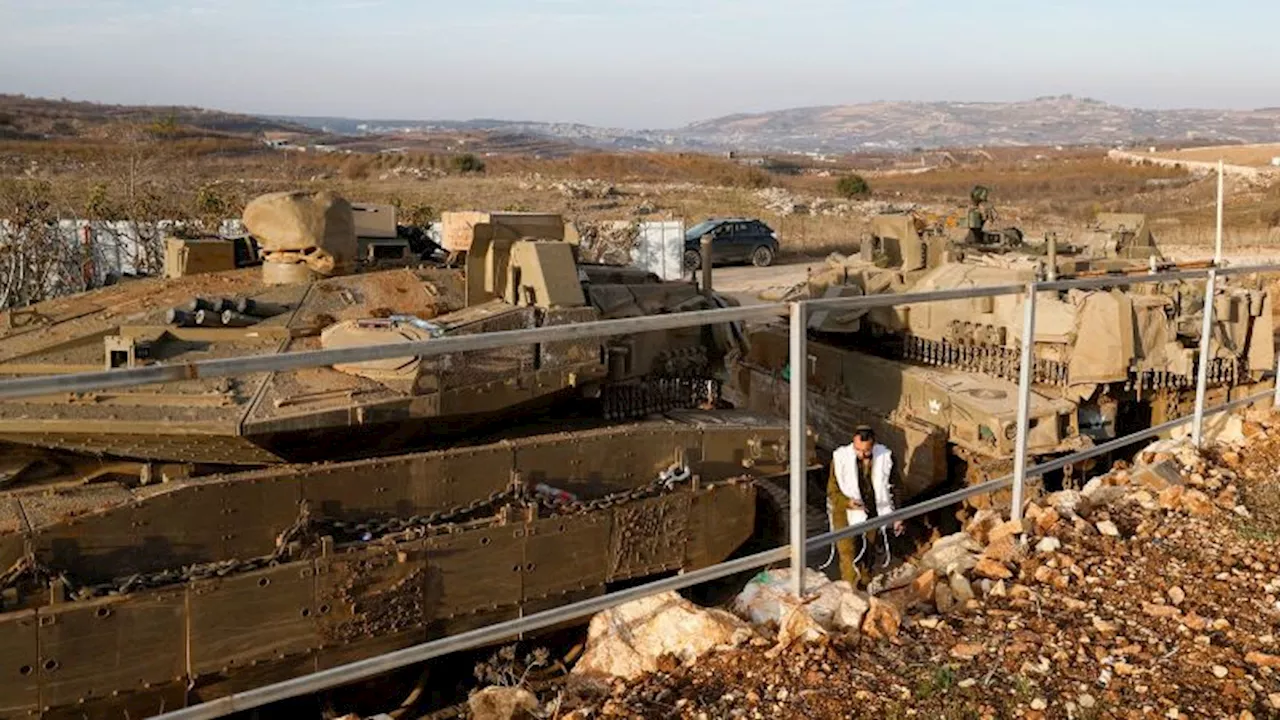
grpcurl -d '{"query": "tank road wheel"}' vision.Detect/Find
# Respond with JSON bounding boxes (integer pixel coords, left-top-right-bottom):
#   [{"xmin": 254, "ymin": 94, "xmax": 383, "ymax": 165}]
[
  {"xmin": 751, "ymin": 245, "xmax": 775, "ymax": 268},
  {"xmin": 684, "ymin": 249, "xmax": 703, "ymax": 272}
]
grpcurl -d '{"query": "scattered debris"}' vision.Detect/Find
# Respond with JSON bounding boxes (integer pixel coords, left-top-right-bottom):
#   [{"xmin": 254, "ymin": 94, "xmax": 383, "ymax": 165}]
[{"xmin": 558, "ymin": 417, "xmax": 1280, "ymax": 718}]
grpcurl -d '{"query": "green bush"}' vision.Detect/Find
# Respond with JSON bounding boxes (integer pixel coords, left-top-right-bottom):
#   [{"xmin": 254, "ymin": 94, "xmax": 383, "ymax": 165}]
[
  {"xmin": 836, "ymin": 174, "xmax": 871, "ymax": 198},
  {"xmin": 452, "ymin": 153, "xmax": 486, "ymax": 174}
]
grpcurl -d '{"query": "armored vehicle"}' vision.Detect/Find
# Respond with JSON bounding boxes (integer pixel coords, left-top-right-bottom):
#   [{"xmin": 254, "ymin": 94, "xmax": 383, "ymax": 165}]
[
  {"xmin": 0, "ymin": 191, "xmax": 812, "ymax": 718},
  {"xmin": 729, "ymin": 210, "xmax": 1274, "ymax": 502},
  {"xmin": 0, "ymin": 191, "xmax": 736, "ymax": 473}
]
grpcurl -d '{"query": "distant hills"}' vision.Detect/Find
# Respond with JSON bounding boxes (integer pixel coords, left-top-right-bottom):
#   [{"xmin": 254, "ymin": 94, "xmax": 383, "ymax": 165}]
[
  {"xmin": 0, "ymin": 94, "xmax": 311, "ymax": 140},
  {"xmin": 275, "ymin": 96, "xmax": 1280, "ymax": 153},
  {"xmin": 6, "ymin": 93, "xmax": 1280, "ymax": 153}
]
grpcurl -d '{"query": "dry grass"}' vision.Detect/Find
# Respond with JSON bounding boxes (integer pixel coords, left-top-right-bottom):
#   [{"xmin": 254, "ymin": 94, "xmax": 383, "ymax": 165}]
[{"xmin": 3, "ymin": 134, "xmax": 1279, "ymax": 259}]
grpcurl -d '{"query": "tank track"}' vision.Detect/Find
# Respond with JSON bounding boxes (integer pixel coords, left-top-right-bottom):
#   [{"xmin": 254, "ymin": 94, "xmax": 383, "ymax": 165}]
[
  {"xmin": 753, "ymin": 476, "xmax": 833, "ymax": 569},
  {"xmin": 896, "ymin": 334, "xmax": 1246, "ymax": 390},
  {"xmin": 601, "ymin": 377, "xmax": 721, "ymax": 421}
]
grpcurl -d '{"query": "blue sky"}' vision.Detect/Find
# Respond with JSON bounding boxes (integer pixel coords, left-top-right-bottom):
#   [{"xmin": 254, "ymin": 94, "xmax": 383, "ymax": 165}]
[{"xmin": 0, "ymin": 0, "xmax": 1276, "ymax": 128}]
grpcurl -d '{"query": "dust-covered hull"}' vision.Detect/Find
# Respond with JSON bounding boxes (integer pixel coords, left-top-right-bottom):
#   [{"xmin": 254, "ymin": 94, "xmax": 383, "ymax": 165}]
[
  {"xmin": 738, "ymin": 212, "xmax": 1275, "ymax": 499},
  {"xmin": 0, "ymin": 259, "xmax": 734, "ymax": 469},
  {"xmin": 0, "ymin": 410, "xmax": 800, "ymax": 718}
]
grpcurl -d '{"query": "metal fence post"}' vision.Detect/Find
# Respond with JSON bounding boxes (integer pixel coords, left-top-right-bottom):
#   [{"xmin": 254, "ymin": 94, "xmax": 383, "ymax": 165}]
[
  {"xmin": 1274, "ymin": 353, "xmax": 1280, "ymax": 408},
  {"xmin": 1191, "ymin": 269, "xmax": 1218, "ymax": 448},
  {"xmin": 1011, "ymin": 282, "xmax": 1038, "ymax": 523},
  {"xmin": 788, "ymin": 301, "xmax": 809, "ymax": 597}
]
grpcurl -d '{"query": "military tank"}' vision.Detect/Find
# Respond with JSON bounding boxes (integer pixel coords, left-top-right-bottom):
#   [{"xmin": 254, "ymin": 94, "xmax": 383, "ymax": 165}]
[
  {"xmin": 0, "ymin": 191, "xmax": 812, "ymax": 718},
  {"xmin": 728, "ymin": 210, "xmax": 1274, "ymax": 502},
  {"xmin": 0, "ymin": 191, "xmax": 736, "ymax": 473}
]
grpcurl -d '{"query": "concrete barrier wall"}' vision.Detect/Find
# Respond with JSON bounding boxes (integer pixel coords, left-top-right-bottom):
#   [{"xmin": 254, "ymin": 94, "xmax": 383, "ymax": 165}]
[{"xmin": 1107, "ymin": 149, "xmax": 1275, "ymax": 182}]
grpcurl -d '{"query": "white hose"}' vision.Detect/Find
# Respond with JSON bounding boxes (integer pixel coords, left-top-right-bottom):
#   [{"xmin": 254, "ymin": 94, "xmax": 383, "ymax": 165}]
[{"xmin": 818, "ymin": 502, "xmax": 893, "ymax": 577}]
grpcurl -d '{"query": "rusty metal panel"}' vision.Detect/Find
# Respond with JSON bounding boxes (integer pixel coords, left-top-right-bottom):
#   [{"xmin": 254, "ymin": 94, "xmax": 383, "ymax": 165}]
[
  {"xmin": 430, "ymin": 446, "xmax": 516, "ymax": 511},
  {"xmin": 512, "ymin": 427, "xmax": 698, "ymax": 498},
  {"xmin": 0, "ymin": 610, "xmax": 38, "ymax": 717},
  {"xmin": 37, "ymin": 591, "xmax": 186, "ymax": 710},
  {"xmin": 188, "ymin": 561, "xmax": 320, "ymax": 676},
  {"xmin": 808, "ymin": 340, "xmax": 844, "ymax": 391},
  {"xmin": 520, "ymin": 586, "xmax": 605, "ymax": 635},
  {"xmin": 0, "ymin": 534, "xmax": 25, "ymax": 587},
  {"xmin": 299, "ymin": 447, "xmax": 512, "ymax": 521},
  {"xmin": 36, "ymin": 478, "xmax": 301, "ymax": 584},
  {"xmin": 684, "ymin": 483, "xmax": 756, "ymax": 571},
  {"xmin": 746, "ymin": 368, "xmax": 785, "ymax": 416},
  {"xmin": 210, "ymin": 476, "xmax": 303, "ymax": 561},
  {"xmin": 523, "ymin": 514, "xmax": 609, "ymax": 601},
  {"xmin": 300, "ymin": 461, "xmax": 419, "ymax": 522},
  {"xmin": 700, "ymin": 426, "xmax": 788, "ymax": 479},
  {"xmin": 608, "ymin": 494, "xmax": 690, "ymax": 582},
  {"xmin": 317, "ymin": 542, "xmax": 428, "ymax": 647},
  {"xmin": 36, "ymin": 491, "xmax": 223, "ymax": 584},
  {"xmin": 42, "ymin": 685, "xmax": 187, "ymax": 720},
  {"xmin": 189, "ymin": 655, "xmax": 316, "ymax": 704},
  {"xmin": 425, "ymin": 525, "xmax": 522, "ymax": 622},
  {"xmin": 316, "ymin": 628, "xmax": 426, "ymax": 671}
]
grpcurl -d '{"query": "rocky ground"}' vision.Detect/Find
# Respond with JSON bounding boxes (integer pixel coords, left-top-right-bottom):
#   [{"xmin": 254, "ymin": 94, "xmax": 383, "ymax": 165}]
[{"xmin": 466, "ymin": 414, "xmax": 1280, "ymax": 720}]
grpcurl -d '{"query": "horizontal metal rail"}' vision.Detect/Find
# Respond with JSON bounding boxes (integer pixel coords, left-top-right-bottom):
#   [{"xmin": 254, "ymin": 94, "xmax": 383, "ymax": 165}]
[
  {"xmin": 0, "ymin": 263, "xmax": 1274, "ymax": 402},
  {"xmin": 802, "ymin": 282, "xmax": 1026, "ymax": 311},
  {"xmin": 153, "ymin": 385, "xmax": 1273, "ymax": 720},
  {"xmin": 152, "ymin": 544, "xmax": 791, "ymax": 720},
  {"xmin": 0, "ymin": 302, "xmax": 788, "ymax": 400}
]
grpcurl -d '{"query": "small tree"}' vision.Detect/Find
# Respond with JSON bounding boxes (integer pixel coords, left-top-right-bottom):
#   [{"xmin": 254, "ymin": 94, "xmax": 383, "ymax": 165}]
[
  {"xmin": 836, "ymin": 174, "xmax": 871, "ymax": 198},
  {"xmin": 451, "ymin": 153, "xmax": 485, "ymax": 174}
]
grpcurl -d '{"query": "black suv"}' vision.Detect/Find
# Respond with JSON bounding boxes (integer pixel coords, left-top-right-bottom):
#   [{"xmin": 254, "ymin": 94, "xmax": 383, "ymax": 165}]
[{"xmin": 683, "ymin": 218, "xmax": 779, "ymax": 270}]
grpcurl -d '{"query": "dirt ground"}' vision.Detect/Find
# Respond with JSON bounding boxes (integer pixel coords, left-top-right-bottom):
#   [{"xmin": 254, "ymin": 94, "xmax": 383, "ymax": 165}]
[{"xmin": 554, "ymin": 421, "xmax": 1280, "ymax": 720}]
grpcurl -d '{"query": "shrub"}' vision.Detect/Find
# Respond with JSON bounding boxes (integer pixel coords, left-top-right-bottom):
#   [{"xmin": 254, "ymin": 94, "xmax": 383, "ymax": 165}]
[
  {"xmin": 836, "ymin": 174, "xmax": 871, "ymax": 198},
  {"xmin": 452, "ymin": 154, "xmax": 486, "ymax": 174}
]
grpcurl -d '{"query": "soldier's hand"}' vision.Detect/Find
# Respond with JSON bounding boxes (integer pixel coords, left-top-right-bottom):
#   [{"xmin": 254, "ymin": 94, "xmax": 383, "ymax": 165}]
[{"xmin": 892, "ymin": 521, "xmax": 905, "ymax": 537}]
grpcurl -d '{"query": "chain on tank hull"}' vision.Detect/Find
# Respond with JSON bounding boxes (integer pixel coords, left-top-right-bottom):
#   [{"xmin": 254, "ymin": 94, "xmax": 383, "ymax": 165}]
[{"xmin": 0, "ymin": 410, "xmax": 801, "ymax": 718}]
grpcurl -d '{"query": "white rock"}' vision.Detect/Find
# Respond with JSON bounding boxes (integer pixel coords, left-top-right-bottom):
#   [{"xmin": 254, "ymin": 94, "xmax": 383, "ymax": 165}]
[
  {"xmin": 1045, "ymin": 490, "xmax": 1090, "ymax": 518},
  {"xmin": 1096, "ymin": 520, "xmax": 1120, "ymax": 537},
  {"xmin": 867, "ymin": 561, "xmax": 919, "ymax": 595},
  {"xmin": 1212, "ymin": 665, "xmax": 1229, "ymax": 679},
  {"xmin": 1036, "ymin": 537, "xmax": 1062, "ymax": 554},
  {"xmin": 574, "ymin": 591, "xmax": 753, "ymax": 680},
  {"xmin": 1031, "ymin": 698, "xmax": 1048, "ymax": 710},
  {"xmin": 469, "ymin": 686, "xmax": 539, "ymax": 720},
  {"xmin": 919, "ymin": 533, "xmax": 981, "ymax": 575}
]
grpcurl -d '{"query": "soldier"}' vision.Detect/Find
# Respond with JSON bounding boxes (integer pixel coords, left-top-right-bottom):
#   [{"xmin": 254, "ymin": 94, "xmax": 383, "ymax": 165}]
[{"xmin": 827, "ymin": 425, "xmax": 903, "ymax": 588}]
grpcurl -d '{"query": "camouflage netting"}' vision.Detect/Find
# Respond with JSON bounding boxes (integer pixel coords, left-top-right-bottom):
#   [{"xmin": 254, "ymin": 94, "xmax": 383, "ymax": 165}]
[{"xmin": 577, "ymin": 221, "xmax": 640, "ymax": 266}]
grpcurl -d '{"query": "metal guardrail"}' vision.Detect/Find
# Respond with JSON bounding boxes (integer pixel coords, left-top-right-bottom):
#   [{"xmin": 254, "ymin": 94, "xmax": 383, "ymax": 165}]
[{"xmin": 14, "ymin": 260, "xmax": 1268, "ymax": 720}]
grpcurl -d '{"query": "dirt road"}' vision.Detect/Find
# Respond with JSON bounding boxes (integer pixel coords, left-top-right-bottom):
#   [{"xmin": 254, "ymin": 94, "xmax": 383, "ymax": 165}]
[{"xmin": 708, "ymin": 259, "xmax": 821, "ymax": 304}]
